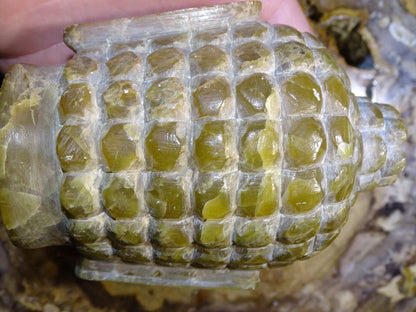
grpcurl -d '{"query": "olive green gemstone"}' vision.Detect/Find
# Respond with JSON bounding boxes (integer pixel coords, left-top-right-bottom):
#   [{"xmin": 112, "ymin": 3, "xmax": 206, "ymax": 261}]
[
  {"xmin": 275, "ymin": 41, "xmax": 314, "ymax": 71},
  {"xmin": 324, "ymin": 75, "xmax": 350, "ymax": 113},
  {"xmin": 272, "ymin": 242, "xmax": 311, "ymax": 263},
  {"xmin": 102, "ymin": 80, "xmax": 138, "ymax": 119},
  {"xmin": 314, "ymin": 232, "xmax": 340, "ymax": 252},
  {"xmin": 70, "ymin": 220, "xmax": 104, "ymax": 244},
  {"xmin": 359, "ymin": 101, "xmax": 384, "ymax": 128},
  {"xmin": 234, "ymin": 41, "xmax": 273, "ymax": 73},
  {"xmin": 281, "ymin": 73, "xmax": 322, "ymax": 115},
  {"xmin": 278, "ymin": 212, "xmax": 321, "ymax": 244},
  {"xmin": 232, "ymin": 246, "xmax": 271, "ymax": 267},
  {"xmin": 240, "ymin": 120, "xmax": 280, "ymax": 171},
  {"xmin": 56, "ymin": 125, "xmax": 93, "ymax": 172},
  {"xmin": 194, "ymin": 246, "xmax": 231, "ymax": 267},
  {"xmin": 147, "ymin": 47, "xmax": 184, "ymax": 75},
  {"xmin": 194, "ymin": 29, "xmax": 228, "ymax": 44},
  {"xmin": 329, "ymin": 116, "xmax": 355, "ymax": 159},
  {"xmin": 110, "ymin": 221, "xmax": 145, "ymax": 245},
  {"xmin": 193, "ymin": 76, "xmax": 232, "ymax": 118},
  {"xmin": 145, "ymin": 78, "xmax": 185, "ymax": 120},
  {"xmin": 145, "ymin": 122, "xmax": 185, "ymax": 172},
  {"xmin": 286, "ymin": 118, "xmax": 326, "ymax": 167},
  {"xmin": 155, "ymin": 246, "xmax": 193, "ymax": 264},
  {"xmin": 238, "ymin": 174, "xmax": 278, "ymax": 217},
  {"xmin": 283, "ymin": 171, "xmax": 324, "ymax": 214},
  {"xmin": 330, "ymin": 164, "xmax": 356, "ymax": 202},
  {"xmin": 199, "ymin": 222, "xmax": 229, "ymax": 248},
  {"xmin": 194, "ymin": 175, "xmax": 231, "ymax": 219},
  {"xmin": 106, "ymin": 51, "xmax": 141, "ymax": 77},
  {"xmin": 201, "ymin": 192, "xmax": 229, "ymax": 219},
  {"xmin": 59, "ymin": 83, "xmax": 92, "ymax": 119},
  {"xmin": 102, "ymin": 123, "xmax": 140, "ymax": 172},
  {"xmin": 63, "ymin": 56, "xmax": 98, "ymax": 82},
  {"xmin": 60, "ymin": 175, "xmax": 94, "ymax": 218},
  {"xmin": 190, "ymin": 45, "xmax": 230, "ymax": 73},
  {"xmin": 153, "ymin": 223, "xmax": 190, "ymax": 248},
  {"xmin": 118, "ymin": 245, "xmax": 152, "ymax": 263},
  {"xmin": 152, "ymin": 33, "xmax": 189, "ymax": 47},
  {"xmin": 316, "ymin": 48, "xmax": 340, "ymax": 73},
  {"xmin": 234, "ymin": 22, "xmax": 268, "ymax": 39},
  {"xmin": 77, "ymin": 241, "xmax": 113, "ymax": 260},
  {"xmin": 236, "ymin": 73, "xmax": 277, "ymax": 116},
  {"xmin": 321, "ymin": 204, "xmax": 349, "ymax": 233},
  {"xmin": 194, "ymin": 121, "xmax": 235, "ymax": 172},
  {"xmin": 361, "ymin": 134, "xmax": 387, "ymax": 174},
  {"xmin": 235, "ymin": 221, "xmax": 274, "ymax": 247},
  {"xmin": 273, "ymin": 24, "xmax": 304, "ymax": 41},
  {"xmin": 146, "ymin": 175, "xmax": 186, "ymax": 219},
  {"xmin": 103, "ymin": 177, "xmax": 139, "ymax": 219},
  {"xmin": 110, "ymin": 41, "xmax": 146, "ymax": 55},
  {"xmin": 0, "ymin": 189, "xmax": 41, "ymax": 230}
]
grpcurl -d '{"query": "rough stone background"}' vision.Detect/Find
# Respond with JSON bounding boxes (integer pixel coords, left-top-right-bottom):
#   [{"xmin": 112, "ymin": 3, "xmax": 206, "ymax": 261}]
[{"xmin": 0, "ymin": 0, "xmax": 415, "ymax": 311}]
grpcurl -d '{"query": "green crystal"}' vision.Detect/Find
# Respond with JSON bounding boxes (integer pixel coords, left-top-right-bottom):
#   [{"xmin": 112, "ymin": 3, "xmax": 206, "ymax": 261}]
[
  {"xmin": 330, "ymin": 164, "xmax": 356, "ymax": 201},
  {"xmin": 199, "ymin": 222, "xmax": 229, "ymax": 248},
  {"xmin": 194, "ymin": 175, "xmax": 231, "ymax": 219},
  {"xmin": 102, "ymin": 123, "xmax": 140, "ymax": 172},
  {"xmin": 145, "ymin": 78, "xmax": 185, "ymax": 120},
  {"xmin": 281, "ymin": 73, "xmax": 322, "ymax": 115},
  {"xmin": 234, "ymin": 22, "xmax": 268, "ymax": 39},
  {"xmin": 102, "ymin": 80, "xmax": 138, "ymax": 119},
  {"xmin": 324, "ymin": 75, "xmax": 350, "ymax": 113},
  {"xmin": 234, "ymin": 41, "xmax": 272, "ymax": 73},
  {"xmin": 278, "ymin": 213, "xmax": 321, "ymax": 244},
  {"xmin": 238, "ymin": 174, "xmax": 278, "ymax": 217},
  {"xmin": 193, "ymin": 76, "xmax": 232, "ymax": 118},
  {"xmin": 106, "ymin": 51, "xmax": 141, "ymax": 76},
  {"xmin": 145, "ymin": 122, "xmax": 185, "ymax": 172},
  {"xmin": 56, "ymin": 125, "xmax": 93, "ymax": 172},
  {"xmin": 235, "ymin": 222, "xmax": 273, "ymax": 247},
  {"xmin": 190, "ymin": 45, "xmax": 230, "ymax": 73},
  {"xmin": 240, "ymin": 120, "xmax": 280, "ymax": 170},
  {"xmin": 147, "ymin": 47, "xmax": 184, "ymax": 75},
  {"xmin": 283, "ymin": 170, "xmax": 324, "ymax": 214},
  {"xmin": 194, "ymin": 121, "xmax": 234, "ymax": 172},
  {"xmin": 275, "ymin": 41, "xmax": 314, "ymax": 71},
  {"xmin": 59, "ymin": 83, "xmax": 93, "ymax": 119},
  {"xmin": 236, "ymin": 73, "xmax": 277, "ymax": 116},
  {"xmin": 111, "ymin": 221, "xmax": 145, "ymax": 245},
  {"xmin": 329, "ymin": 116, "xmax": 355, "ymax": 159},
  {"xmin": 146, "ymin": 175, "xmax": 186, "ymax": 219},
  {"xmin": 0, "ymin": 189, "xmax": 41, "ymax": 230},
  {"xmin": 60, "ymin": 175, "xmax": 94, "ymax": 218},
  {"xmin": 70, "ymin": 219, "xmax": 104, "ymax": 244},
  {"xmin": 103, "ymin": 177, "xmax": 139, "ymax": 219},
  {"xmin": 154, "ymin": 223, "xmax": 190, "ymax": 248},
  {"xmin": 286, "ymin": 118, "xmax": 326, "ymax": 167},
  {"xmin": 63, "ymin": 56, "xmax": 98, "ymax": 81}
]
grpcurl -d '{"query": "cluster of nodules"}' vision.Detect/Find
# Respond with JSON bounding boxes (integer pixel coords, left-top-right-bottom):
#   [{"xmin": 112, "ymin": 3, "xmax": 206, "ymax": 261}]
[{"xmin": 55, "ymin": 22, "xmax": 369, "ymax": 268}]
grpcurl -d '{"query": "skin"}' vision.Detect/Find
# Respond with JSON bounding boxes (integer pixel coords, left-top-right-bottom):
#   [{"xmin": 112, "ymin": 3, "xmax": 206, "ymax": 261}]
[{"xmin": 0, "ymin": 0, "xmax": 312, "ymax": 74}]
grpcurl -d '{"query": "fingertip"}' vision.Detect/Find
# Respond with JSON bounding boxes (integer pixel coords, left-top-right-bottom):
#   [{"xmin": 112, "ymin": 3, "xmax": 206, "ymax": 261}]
[
  {"xmin": 267, "ymin": 0, "xmax": 314, "ymax": 34},
  {"xmin": 0, "ymin": 42, "xmax": 74, "ymax": 74}
]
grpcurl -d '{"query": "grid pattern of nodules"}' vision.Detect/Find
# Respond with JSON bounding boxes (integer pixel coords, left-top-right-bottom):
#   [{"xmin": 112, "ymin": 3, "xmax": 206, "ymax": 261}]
[{"xmin": 56, "ymin": 21, "xmax": 362, "ymax": 268}]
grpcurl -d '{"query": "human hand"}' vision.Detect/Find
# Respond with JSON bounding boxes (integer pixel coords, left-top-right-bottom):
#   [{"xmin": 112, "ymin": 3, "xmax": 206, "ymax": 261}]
[{"xmin": 0, "ymin": 0, "xmax": 312, "ymax": 73}]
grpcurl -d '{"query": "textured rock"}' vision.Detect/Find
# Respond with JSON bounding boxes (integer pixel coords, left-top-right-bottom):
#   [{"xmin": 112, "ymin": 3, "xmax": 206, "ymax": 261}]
[{"xmin": 0, "ymin": 0, "xmax": 414, "ymax": 311}]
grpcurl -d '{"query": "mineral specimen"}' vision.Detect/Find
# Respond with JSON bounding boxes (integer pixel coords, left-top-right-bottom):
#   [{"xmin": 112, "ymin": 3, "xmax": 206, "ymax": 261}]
[{"xmin": 0, "ymin": 1, "xmax": 407, "ymax": 289}]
